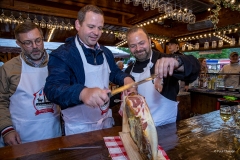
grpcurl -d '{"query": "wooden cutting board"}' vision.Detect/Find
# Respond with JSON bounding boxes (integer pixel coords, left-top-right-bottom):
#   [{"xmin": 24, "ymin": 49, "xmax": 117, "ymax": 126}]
[
  {"xmin": 119, "ymin": 132, "xmax": 143, "ymax": 160},
  {"xmin": 119, "ymin": 96, "xmax": 143, "ymax": 160}
]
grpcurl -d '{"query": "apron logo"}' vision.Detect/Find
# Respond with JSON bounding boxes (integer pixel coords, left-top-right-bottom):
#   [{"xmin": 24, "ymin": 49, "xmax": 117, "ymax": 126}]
[{"xmin": 33, "ymin": 87, "xmax": 54, "ymax": 115}]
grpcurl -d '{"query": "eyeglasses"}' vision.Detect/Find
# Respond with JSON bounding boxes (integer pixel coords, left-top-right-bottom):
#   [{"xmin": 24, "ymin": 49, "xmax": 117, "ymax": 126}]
[{"xmin": 18, "ymin": 37, "xmax": 43, "ymax": 48}]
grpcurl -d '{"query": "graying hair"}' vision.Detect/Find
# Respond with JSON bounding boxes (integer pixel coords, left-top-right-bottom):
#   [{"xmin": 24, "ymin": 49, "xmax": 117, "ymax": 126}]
[{"xmin": 14, "ymin": 21, "xmax": 43, "ymax": 40}]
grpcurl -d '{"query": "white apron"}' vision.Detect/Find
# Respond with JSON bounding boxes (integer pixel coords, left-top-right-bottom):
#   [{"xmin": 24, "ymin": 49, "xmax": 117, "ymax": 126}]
[
  {"xmin": 0, "ymin": 56, "xmax": 61, "ymax": 146},
  {"xmin": 61, "ymin": 37, "xmax": 114, "ymax": 136},
  {"xmin": 130, "ymin": 54, "xmax": 178, "ymax": 126}
]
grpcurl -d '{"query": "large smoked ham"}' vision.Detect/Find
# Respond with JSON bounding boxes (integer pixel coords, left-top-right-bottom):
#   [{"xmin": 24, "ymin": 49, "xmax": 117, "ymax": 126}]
[{"xmin": 123, "ymin": 94, "xmax": 160, "ymax": 160}]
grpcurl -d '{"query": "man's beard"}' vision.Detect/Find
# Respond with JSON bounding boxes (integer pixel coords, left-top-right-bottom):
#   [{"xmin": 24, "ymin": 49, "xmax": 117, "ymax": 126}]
[
  {"xmin": 134, "ymin": 49, "xmax": 151, "ymax": 62},
  {"xmin": 24, "ymin": 48, "xmax": 45, "ymax": 61}
]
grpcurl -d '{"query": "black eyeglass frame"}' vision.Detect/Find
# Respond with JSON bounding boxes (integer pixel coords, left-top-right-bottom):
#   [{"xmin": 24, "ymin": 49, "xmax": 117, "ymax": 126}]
[{"xmin": 18, "ymin": 37, "xmax": 44, "ymax": 48}]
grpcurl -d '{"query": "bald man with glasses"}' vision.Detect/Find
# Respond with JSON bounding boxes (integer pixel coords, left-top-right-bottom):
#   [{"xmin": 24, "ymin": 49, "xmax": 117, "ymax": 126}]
[{"xmin": 0, "ymin": 22, "xmax": 61, "ymax": 147}]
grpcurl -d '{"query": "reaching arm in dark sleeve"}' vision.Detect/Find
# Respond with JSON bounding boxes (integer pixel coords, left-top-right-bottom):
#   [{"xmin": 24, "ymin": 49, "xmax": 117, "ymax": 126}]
[{"xmin": 172, "ymin": 55, "xmax": 201, "ymax": 83}]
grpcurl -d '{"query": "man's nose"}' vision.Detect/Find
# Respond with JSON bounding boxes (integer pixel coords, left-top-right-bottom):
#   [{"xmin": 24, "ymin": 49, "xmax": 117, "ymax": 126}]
[
  {"xmin": 93, "ymin": 28, "xmax": 99, "ymax": 35},
  {"xmin": 32, "ymin": 41, "xmax": 37, "ymax": 48},
  {"xmin": 136, "ymin": 44, "xmax": 141, "ymax": 51}
]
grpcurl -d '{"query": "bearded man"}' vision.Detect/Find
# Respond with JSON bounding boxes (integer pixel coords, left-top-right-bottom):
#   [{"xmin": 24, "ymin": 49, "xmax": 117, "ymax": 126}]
[
  {"xmin": 125, "ymin": 26, "xmax": 200, "ymax": 126},
  {"xmin": 0, "ymin": 22, "xmax": 61, "ymax": 147}
]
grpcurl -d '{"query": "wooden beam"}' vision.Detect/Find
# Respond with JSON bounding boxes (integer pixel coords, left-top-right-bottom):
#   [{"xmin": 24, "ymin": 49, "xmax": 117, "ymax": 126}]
[
  {"xmin": 10, "ymin": 0, "xmax": 14, "ymax": 6},
  {"xmin": 47, "ymin": 0, "xmax": 135, "ymax": 17},
  {"xmin": 7, "ymin": 52, "xmax": 11, "ymax": 60},
  {"xmin": 1, "ymin": 0, "xmax": 77, "ymax": 19},
  {"xmin": 0, "ymin": 47, "xmax": 21, "ymax": 53},
  {"xmin": 127, "ymin": 9, "xmax": 159, "ymax": 25},
  {"xmin": 0, "ymin": 0, "xmax": 133, "ymax": 27}
]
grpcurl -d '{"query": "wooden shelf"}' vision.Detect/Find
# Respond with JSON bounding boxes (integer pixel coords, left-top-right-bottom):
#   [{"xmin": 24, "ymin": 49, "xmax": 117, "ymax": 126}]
[
  {"xmin": 206, "ymin": 73, "xmax": 240, "ymax": 75},
  {"xmin": 182, "ymin": 45, "xmax": 240, "ymax": 53}
]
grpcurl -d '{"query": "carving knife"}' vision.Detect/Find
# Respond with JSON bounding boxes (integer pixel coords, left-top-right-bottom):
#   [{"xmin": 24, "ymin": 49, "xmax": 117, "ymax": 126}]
[
  {"xmin": 59, "ymin": 146, "xmax": 102, "ymax": 150},
  {"xmin": 110, "ymin": 74, "xmax": 158, "ymax": 97},
  {"xmin": 100, "ymin": 74, "xmax": 159, "ymax": 112}
]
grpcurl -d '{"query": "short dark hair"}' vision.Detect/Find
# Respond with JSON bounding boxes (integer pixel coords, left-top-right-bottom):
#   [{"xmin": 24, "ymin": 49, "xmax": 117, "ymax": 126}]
[
  {"xmin": 126, "ymin": 26, "xmax": 149, "ymax": 39},
  {"xmin": 77, "ymin": 5, "xmax": 104, "ymax": 25},
  {"xmin": 230, "ymin": 52, "xmax": 239, "ymax": 57},
  {"xmin": 166, "ymin": 38, "xmax": 179, "ymax": 45},
  {"xmin": 14, "ymin": 21, "xmax": 43, "ymax": 40}
]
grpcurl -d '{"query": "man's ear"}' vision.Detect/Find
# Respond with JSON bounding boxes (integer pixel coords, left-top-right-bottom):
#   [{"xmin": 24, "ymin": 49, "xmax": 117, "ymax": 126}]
[
  {"xmin": 148, "ymin": 37, "xmax": 151, "ymax": 46},
  {"xmin": 75, "ymin": 20, "xmax": 80, "ymax": 31},
  {"xmin": 16, "ymin": 40, "xmax": 21, "ymax": 47}
]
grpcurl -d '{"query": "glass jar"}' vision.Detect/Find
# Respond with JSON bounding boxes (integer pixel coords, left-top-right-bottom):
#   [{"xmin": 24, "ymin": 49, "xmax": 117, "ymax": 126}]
[
  {"xmin": 230, "ymin": 38, "xmax": 235, "ymax": 46},
  {"xmin": 182, "ymin": 44, "xmax": 186, "ymax": 51},
  {"xmin": 188, "ymin": 44, "xmax": 193, "ymax": 50},
  {"xmin": 204, "ymin": 42, "xmax": 209, "ymax": 49},
  {"xmin": 195, "ymin": 43, "xmax": 199, "ymax": 50},
  {"xmin": 218, "ymin": 40, "xmax": 223, "ymax": 47},
  {"xmin": 212, "ymin": 41, "xmax": 217, "ymax": 48}
]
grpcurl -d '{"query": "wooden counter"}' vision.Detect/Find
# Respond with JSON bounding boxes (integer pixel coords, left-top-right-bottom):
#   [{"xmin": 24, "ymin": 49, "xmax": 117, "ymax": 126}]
[
  {"xmin": 1, "ymin": 111, "xmax": 239, "ymax": 160},
  {"xmin": 189, "ymin": 88, "xmax": 240, "ymax": 98},
  {"xmin": 0, "ymin": 127, "xmax": 121, "ymax": 160},
  {"xmin": 189, "ymin": 88, "xmax": 240, "ymax": 115},
  {"xmin": 177, "ymin": 92, "xmax": 191, "ymax": 120}
]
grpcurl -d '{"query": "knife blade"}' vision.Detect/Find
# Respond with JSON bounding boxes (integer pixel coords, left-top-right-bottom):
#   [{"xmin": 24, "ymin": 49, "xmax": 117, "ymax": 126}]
[
  {"xmin": 59, "ymin": 146, "xmax": 102, "ymax": 150},
  {"xmin": 100, "ymin": 74, "xmax": 159, "ymax": 112},
  {"xmin": 110, "ymin": 74, "xmax": 158, "ymax": 97}
]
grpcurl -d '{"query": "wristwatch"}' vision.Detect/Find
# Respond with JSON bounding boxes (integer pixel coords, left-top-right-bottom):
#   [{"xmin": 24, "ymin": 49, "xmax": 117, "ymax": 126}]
[{"xmin": 175, "ymin": 55, "xmax": 183, "ymax": 69}]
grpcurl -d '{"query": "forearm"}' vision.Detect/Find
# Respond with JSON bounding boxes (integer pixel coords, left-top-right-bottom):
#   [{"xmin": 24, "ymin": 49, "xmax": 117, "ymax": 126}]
[
  {"xmin": 0, "ymin": 67, "xmax": 15, "ymax": 135},
  {"xmin": 0, "ymin": 96, "xmax": 15, "ymax": 136},
  {"xmin": 173, "ymin": 55, "xmax": 201, "ymax": 82},
  {"xmin": 0, "ymin": 105, "xmax": 14, "ymax": 137}
]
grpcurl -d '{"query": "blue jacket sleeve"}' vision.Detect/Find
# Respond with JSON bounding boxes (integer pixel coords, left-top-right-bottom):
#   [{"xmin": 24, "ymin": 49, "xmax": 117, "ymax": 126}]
[{"xmin": 44, "ymin": 48, "xmax": 84, "ymax": 109}]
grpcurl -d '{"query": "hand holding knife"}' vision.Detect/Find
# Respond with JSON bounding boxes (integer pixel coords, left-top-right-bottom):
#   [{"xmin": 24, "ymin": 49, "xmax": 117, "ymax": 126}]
[
  {"xmin": 109, "ymin": 74, "xmax": 162, "ymax": 97},
  {"xmin": 100, "ymin": 74, "xmax": 163, "ymax": 112}
]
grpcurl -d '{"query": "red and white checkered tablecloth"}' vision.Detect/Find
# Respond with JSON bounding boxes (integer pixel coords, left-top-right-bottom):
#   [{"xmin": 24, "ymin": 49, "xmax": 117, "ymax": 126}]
[{"xmin": 104, "ymin": 136, "xmax": 170, "ymax": 160}]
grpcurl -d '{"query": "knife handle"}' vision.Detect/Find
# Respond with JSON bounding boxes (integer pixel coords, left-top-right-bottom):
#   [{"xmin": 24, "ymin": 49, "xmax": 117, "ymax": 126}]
[
  {"xmin": 99, "ymin": 92, "xmax": 111, "ymax": 114},
  {"xmin": 108, "ymin": 92, "xmax": 113, "ymax": 98}
]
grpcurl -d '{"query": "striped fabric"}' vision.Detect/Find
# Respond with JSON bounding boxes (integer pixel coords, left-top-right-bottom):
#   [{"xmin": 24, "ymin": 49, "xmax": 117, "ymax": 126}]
[{"xmin": 104, "ymin": 136, "xmax": 170, "ymax": 160}]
